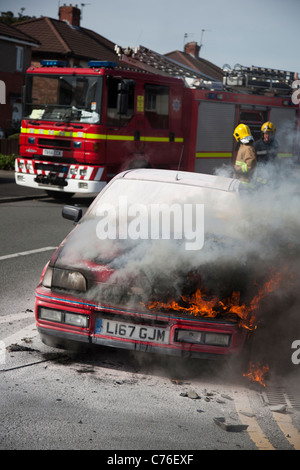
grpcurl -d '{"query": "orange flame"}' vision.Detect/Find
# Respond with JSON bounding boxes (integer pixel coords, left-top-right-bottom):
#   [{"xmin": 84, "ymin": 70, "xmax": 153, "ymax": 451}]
[
  {"xmin": 243, "ymin": 361, "xmax": 270, "ymax": 388},
  {"xmin": 145, "ymin": 270, "xmax": 282, "ymax": 330}
]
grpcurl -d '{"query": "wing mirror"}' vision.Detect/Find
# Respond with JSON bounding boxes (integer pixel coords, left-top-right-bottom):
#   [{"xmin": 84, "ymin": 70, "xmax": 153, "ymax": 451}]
[{"xmin": 62, "ymin": 205, "xmax": 82, "ymax": 223}]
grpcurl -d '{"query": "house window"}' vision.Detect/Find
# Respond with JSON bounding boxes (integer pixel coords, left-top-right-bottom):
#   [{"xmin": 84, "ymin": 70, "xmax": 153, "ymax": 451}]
[{"xmin": 16, "ymin": 46, "xmax": 24, "ymax": 72}]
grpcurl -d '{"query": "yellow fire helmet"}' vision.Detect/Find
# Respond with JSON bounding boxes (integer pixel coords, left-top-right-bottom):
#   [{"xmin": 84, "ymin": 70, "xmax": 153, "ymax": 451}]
[
  {"xmin": 261, "ymin": 121, "xmax": 276, "ymax": 135},
  {"xmin": 233, "ymin": 123, "xmax": 254, "ymax": 143}
]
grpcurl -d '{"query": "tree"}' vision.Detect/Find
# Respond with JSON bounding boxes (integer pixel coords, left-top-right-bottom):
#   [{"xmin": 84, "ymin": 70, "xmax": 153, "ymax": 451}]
[{"xmin": 0, "ymin": 9, "xmax": 35, "ymax": 24}]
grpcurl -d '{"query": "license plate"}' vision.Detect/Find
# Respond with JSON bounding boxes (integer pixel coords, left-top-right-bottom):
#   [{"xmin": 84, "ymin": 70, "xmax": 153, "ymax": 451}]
[
  {"xmin": 95, "ymin": 318, "xmax": 169, "ymax": 344},
  {"xmin": 42, "ymin": 149, "xmax": 63, "ymax": 157}
]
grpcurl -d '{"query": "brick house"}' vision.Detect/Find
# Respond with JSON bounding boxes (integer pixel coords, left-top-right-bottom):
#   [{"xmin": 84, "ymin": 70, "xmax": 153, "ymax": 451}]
[
  {"xmin": 15, "ymin": 5, "xmax": 223, "ymax": 80},
  {"xmin": 14, "ymin": 5, "xmax": 124, "ymax": 68},
  {"xmin": 0, "ymin": 21, "xmax": 39, "ymax": 134}
]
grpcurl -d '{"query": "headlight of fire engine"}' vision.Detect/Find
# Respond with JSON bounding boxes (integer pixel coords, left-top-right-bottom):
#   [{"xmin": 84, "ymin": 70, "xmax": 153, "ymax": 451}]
[
  {"xmin": 175, "ymin": 329, "xmax": 231, "ymax": 347},
  {"xmin": 42, "ymin": 266, "xmax": 87, "ymax": 292}
]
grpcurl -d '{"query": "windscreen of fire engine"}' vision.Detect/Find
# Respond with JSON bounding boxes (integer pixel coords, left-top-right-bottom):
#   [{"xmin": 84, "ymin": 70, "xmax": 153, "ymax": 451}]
[{"xmin": 24, "ymin": 74, "xmax": 102, "ymax": 123}]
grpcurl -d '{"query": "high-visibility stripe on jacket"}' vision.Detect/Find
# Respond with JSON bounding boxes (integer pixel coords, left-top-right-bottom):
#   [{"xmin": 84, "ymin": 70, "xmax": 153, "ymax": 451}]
[{"xmin": 234, "ymin": 143, "xmax": 257, "ymax": 183}]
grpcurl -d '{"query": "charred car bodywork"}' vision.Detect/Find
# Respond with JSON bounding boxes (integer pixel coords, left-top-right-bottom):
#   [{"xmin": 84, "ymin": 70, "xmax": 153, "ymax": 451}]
[{"xmin": 35, "ymin": 169, "xmax": 251, "ymax": 359}]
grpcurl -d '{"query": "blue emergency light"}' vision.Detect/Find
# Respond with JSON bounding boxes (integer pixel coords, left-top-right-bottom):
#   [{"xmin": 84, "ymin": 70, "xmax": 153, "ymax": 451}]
[
  {"xmin": 88, "ymin": 61, "xmax": 116, "ymax": 68},
  {"xmin": 40, "ymin": 60, "xmax": 67, "ymax": 67}
]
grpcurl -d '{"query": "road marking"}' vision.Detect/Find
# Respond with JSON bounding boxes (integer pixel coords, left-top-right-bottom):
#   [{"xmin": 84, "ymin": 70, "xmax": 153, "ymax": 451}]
[
  {"xmin": 0, "ymin": 246, "xmax": 58, "ymax": 261},
  {"xmin": 272, "ymin": 411, "xmax": 300, "ymax": 450},
  {"xmin": 2, "ymin": 322, "xmax": 37, "ymax": 347},
  {"xmin": 0, "ymin": 311, "xmax": 34, "ymax": 324},
  {"xmin": 0, "ymin": 322, "xmax": 57, "ymax": 373},
  {"xmin": 234, "ymin": 388, "xmax": 275, "ymax": 450}
]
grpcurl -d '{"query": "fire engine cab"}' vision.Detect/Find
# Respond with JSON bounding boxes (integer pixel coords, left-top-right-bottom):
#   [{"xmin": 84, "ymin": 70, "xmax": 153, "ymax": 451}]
[{"xmin": 15, "ymin": 48, "xmax": 299, "ymax": 196}]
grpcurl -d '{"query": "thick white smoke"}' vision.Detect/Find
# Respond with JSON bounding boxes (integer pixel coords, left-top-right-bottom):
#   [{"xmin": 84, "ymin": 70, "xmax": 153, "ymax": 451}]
[
  {"xmin": 216, "ymin": 159, "xmax": 300, "ymax": 375},
  {"xmin": 57, "ymin": 159, "xmax": 300, "ymax": 375},
  {"xmin": 59, "ymin": 160, "xmax": 300, "ymax": 305}
]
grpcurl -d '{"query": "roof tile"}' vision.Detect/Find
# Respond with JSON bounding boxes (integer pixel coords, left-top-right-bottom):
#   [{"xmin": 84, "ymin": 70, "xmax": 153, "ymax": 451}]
[
  {"xmin": 0, "ymin": 20, "xmax": 39, "ymax": 45},
  {"xmin": 15, "ymin": 16, "xmax": 120, "ymax": 62},
  {"xmin": 165, "ymin": 50, "xmax": 224, "ymax": 81}
]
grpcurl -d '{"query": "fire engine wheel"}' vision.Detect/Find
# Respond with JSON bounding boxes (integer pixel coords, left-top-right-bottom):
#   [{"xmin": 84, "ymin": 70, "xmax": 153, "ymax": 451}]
[{"xmin": 46, "ymin": 190, "xmax": 75, "ymax": 201}]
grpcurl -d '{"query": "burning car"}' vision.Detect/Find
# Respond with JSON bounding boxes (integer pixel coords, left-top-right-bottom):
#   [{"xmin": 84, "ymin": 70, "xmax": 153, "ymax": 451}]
[{"xmin": 35, "ymin": 169, "xmax": 278, "ymax": 359}]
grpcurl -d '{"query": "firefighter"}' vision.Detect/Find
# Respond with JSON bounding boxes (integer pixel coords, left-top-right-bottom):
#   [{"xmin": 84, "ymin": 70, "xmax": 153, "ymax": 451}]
[
  {"xmin": 254, "ymin": 121, "xmax": 279, "ymax": 164},
  {"xmin": 233, "ymin": 124, "xmax": 257, "ymax": 184}
]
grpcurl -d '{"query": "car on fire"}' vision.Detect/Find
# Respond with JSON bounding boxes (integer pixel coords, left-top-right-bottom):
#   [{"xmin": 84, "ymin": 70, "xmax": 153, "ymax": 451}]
[{"xmin": 36, "ymin": 168, "xmax": 256, "ymax": 359}]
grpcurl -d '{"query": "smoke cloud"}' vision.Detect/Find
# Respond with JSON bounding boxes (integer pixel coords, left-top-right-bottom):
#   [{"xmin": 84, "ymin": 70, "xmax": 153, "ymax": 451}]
[
  {"xmin": 57, "ymin": 159, "xmax": 300, "ymax": 377},
  {"xmin": 216, "ymin": 160, "xmax": 300, "ymax": 376}
]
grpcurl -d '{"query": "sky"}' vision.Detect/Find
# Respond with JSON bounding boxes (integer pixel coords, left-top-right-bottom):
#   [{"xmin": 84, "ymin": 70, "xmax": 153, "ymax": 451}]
[{"xmin": 1, "ymin": 0, "xmax": 299, "ymax": 73}]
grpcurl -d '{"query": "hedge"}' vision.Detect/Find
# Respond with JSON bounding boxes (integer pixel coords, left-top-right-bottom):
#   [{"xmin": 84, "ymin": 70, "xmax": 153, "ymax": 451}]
[{"xmin": 0, "ymin": 154, "xmax": 16, "ymax": 170}]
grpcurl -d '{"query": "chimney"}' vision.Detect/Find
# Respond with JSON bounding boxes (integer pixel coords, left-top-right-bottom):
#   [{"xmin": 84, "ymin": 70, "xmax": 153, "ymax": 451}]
[
  {"xmin": 59, "ymin": 4, "xmax": 81, "ymax": 27},
  {"xmin": 184, "ymin": 41, "xmax": 200, "ymax": 58}
]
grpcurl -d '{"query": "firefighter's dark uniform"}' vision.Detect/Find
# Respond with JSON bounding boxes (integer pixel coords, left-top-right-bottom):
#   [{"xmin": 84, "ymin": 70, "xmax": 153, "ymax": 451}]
[{"xmin": 254, "ymin": 138, "xmax": 279, "ymax": 164}]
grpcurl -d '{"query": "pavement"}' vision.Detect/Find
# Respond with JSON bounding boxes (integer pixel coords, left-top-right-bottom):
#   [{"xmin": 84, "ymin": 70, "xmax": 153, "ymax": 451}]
[{"xmin": 0, "ymin": 170, "xmax": 47, "ymax": 203}]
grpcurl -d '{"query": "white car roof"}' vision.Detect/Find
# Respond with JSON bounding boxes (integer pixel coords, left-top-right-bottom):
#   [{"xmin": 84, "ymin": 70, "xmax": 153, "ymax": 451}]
[{"xmin": 120, "ymin": 169, "xmax": 241, "ymax": 193}]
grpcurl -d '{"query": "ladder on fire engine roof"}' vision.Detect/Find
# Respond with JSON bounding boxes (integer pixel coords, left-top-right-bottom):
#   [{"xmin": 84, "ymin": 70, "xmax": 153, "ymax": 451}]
[
  {"xmin": 115, "ymin": 45, "xmax": 297, "ymax": 95},
  {"xmin": 114, "ymin": 44, "xmax": 223, "ymax": 90},
  {"xmin": 222, "ymin": 64, "xmax": 297, "ymax": 95}
]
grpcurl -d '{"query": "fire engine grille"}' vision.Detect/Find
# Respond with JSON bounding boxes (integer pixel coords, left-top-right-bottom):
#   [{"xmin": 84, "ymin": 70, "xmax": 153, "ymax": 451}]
[
  {"xmin": 38, "ymin": 138, "xmax": 72, "ymax": 149},
  {"xmin": 33, "ymin": 156, "xmax": 77, "ymax": 164},
  {"xmin": 35, "ymin": 162, "xmax": 68, "ymax": 173}
]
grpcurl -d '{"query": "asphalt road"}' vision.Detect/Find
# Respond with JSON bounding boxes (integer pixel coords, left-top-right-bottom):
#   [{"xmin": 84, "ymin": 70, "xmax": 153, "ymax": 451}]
[{"xmin": 1, "ymin": 172, "xmax": 300, "ymax": 453}]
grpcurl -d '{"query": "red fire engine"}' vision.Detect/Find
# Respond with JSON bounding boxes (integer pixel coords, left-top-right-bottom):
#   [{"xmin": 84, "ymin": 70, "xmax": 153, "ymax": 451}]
[{"xmin": 15, "ymin": 46, "xmax": 299, "ymax": 197}]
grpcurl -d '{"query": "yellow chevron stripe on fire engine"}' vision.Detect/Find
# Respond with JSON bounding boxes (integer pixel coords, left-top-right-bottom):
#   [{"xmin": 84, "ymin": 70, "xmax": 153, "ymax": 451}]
[
  {"xmin": 21, "ymin": 128, "xmax": 105, "ymax": 139},
  {"xmin": 21, "ymin": 128, "xmax": 183, "ymax": 143},
  {"xmin": 196, "ymin": 152, "xmax": 232, "ymax": 158}
]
